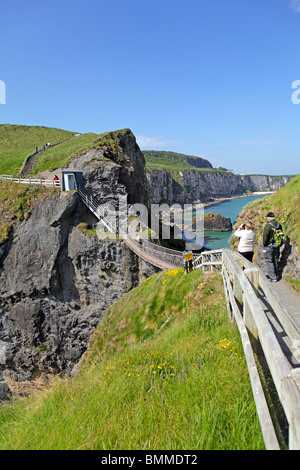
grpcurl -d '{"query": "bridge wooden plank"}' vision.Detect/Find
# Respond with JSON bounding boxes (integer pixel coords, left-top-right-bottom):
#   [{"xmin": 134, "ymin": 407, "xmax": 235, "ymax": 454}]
[{"xmin": 124, "ymin": 239, "xmax": 174, "ymax": 270}]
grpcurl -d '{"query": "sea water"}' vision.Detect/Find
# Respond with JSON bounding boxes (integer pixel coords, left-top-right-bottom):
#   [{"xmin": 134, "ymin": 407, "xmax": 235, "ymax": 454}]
[
  {"xmin": 182, "ymin": 194, "xmax": 267, "ymax": 250},
  {"xmin": 203, "ymin": 195, "xmax": 267, "ymax": 249}
]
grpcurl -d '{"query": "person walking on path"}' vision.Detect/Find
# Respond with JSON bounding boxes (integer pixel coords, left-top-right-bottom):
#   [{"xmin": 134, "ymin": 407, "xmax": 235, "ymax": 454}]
[
  {"xmin": 234, "ymin": 220, "xmax": 256, "ymax": 262},
  {"xmin": 262, "ymin": 212, "xmax": 283, "ymax": 282}
]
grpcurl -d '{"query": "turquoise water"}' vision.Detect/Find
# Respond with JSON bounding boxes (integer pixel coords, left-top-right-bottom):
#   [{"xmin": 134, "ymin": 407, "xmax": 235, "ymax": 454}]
[
  {"xmin": 188, "ymin": 195, "xmax": 267, "ymax": 250},
  {"xmin": 204, "ymin": 195, "xmax": 266, "ymax": 220}
]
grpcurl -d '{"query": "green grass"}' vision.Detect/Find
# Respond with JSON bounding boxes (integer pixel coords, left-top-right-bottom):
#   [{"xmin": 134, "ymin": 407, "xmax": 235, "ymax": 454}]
[
  {"xmin": 143, "ymin": 150, "xmax": 222, "ymax": 173},
  {"xmin": 32, "ymin": 128, "xmax": 135, "ymax": 174},
  {"xmin": 0, "ymin": 269, "xmax": 265, "ymax": 450},
  {"xmin": 286, "ymin": 276, "xmax": 300, "ymax": 294},
  {"xmin": 144, "ymin": 151, "xmax": 200, "ymax": 171},
  {"xmin": 0, "ymin": 124, "xmax": 76, "ymax": 174},
  {"xmin": 32, "ymin": 133, "xmax": 99, "ymax": 173}
]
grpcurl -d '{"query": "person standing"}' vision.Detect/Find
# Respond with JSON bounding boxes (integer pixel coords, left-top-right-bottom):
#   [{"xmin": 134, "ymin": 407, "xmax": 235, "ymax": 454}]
[
  {"xmin": 53, "ymin": 175, "xmax": 60, "ymax": 186},
  {"xmin": 234, "ymin": 221, "xmax": 255, "ymax": 262},
  {"xmin": 262, "ymin": 212, "xmax": 283, "ymax": 282}
]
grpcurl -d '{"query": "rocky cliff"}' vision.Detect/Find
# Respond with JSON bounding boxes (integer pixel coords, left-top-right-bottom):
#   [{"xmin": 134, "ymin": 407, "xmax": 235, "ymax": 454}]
[
  {"xmin": 70, "ymin": 129, "xmax": 148, "ymax": 207},
  {"xmin": 146, "ymin": 169, "xmax": 294, "ymax": 205},
  {"xmin": 0, "ymin": 129, "xmax": 158, "ymax": 400}
]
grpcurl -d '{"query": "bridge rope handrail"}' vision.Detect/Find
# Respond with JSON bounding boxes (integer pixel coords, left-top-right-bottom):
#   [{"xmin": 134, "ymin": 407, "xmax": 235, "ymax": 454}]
[
  {"xmin": 139, "ymin": 239, "xmax": 184, "ymax": 267},
  {"xmin": 141, "ymin": 238, "xmax": 183, "ymax": 256},
  {"xmin": 123, "ymin": 238, "xmax": 177, "ymax": 270},
  {"xmin": 77, "ymin": 186, "xmax": 186, "ymax": 270},
  {"xmin": 77, "ymin": 186, "xmax": 118, "ymax": 234}
]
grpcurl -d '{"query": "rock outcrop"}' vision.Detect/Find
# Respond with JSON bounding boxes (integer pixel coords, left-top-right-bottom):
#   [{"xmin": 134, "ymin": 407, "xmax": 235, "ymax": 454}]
[
  {"xmin": 203, "ymin": 213, "xmax": 232, "ymax": 232},
  {"xmin": 70, "ymin": 129, "xmax": 148, "ymax": 208}
]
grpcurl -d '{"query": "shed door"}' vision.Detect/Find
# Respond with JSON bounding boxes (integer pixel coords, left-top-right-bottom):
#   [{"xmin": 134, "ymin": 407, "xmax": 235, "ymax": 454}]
[{"xmin": 67, "ymin": 174, "xmax": 76, "ymax": 190}]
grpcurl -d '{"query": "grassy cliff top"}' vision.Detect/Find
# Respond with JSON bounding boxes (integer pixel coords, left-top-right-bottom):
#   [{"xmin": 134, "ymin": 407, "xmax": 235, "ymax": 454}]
[
  {"xmin": 0, "ymin": 269, "xmax": 264, "ymax": 450},
  {"xmin": 0, "ymin": 124, "xmax": 76, "ymax": 174},
  {"xmin": 143, "ymin": 150, "xmax": 219, "ymax": 172},
  {"xmin": 32, "ymin": 128, "xmax": 137, "ymax": 174},
  {"xmin": 0, "ymin": 125, "xmax": 135, "ymax": 175}
]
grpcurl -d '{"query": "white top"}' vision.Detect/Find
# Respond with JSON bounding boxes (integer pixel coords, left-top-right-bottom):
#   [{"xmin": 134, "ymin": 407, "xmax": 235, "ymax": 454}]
[{"xmin": 234, "ymin": 228, "xmax": 255, "ymax": 252}]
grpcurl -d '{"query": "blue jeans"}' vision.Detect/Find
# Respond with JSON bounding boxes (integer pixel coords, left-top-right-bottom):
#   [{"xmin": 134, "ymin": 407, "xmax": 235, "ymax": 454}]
[{"xmin": 263, "ymin": 245, "xmax": 279, "ymax": 281}]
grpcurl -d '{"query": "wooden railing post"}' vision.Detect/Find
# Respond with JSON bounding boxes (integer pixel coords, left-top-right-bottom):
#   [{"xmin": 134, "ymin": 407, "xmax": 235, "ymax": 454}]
[
  {"xmin": 233, "ymin": 273, "xmax": 243, "ymax": 313},
  {"xmin": 243, "ymin": 267, "xmax": 259, "ymax": 347},
  {"xmin": 244, "ymin": 267, "xmax": 259, "ymax": 296}
]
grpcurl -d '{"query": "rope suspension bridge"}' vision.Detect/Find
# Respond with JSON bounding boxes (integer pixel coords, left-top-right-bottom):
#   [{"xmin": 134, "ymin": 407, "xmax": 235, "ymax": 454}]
[
  {"xmin": 1, "ymin": 171, "xmax": 300, "ymax": 450},
  {"xmin": 77, "ymin": 185, "xmax": 186, "ymax": 271}
]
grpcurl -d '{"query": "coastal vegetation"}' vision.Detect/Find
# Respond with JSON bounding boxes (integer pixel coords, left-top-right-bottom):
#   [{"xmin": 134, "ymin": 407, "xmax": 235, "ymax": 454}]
[{"xmin": 0, "ymin": 269, "xmax": 264, "ymax": 450}]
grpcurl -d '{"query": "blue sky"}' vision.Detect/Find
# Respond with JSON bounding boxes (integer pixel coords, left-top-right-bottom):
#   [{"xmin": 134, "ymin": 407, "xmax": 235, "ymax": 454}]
[{"xmin": 1, "ymin": 0, "xmax": 300, "ymax": 175}]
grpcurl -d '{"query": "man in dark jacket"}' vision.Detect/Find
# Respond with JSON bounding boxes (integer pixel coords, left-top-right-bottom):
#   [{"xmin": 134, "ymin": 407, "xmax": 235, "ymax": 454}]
[{"xmin": 263, "ymin": 212, "xmax": 283, "ymax": 282}]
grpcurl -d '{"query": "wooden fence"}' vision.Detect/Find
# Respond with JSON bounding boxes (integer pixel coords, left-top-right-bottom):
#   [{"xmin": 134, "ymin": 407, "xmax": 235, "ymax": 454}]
[
  {"xmin": 0, "ymin": 175, "xmax": 60, "ymax": 187},
  {"xmin": 198, "ymin": 248, "xmax": 300, "ymax": 450}
]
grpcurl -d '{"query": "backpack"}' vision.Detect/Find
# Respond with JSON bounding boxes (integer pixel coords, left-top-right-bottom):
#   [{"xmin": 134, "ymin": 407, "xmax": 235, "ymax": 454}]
[{"xmin": 269, "ymin": 222, "xmax": 285, "ymax": 247}]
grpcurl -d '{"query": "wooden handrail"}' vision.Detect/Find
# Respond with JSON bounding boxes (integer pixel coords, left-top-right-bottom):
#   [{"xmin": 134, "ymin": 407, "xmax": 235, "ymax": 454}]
[
  {"xmin": 222, "ymin": 262, "xmax": 280, "ymax": 450},
  {"xmin": 193, "ymin": 247, "xmax": 300, "ymax": 449},
  {"xmin": 221, "ymin": 249, "xmax": 300, "ymax": 450}
]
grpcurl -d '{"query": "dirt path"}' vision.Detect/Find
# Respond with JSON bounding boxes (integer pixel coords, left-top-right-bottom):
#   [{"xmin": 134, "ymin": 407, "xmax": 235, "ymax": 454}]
[{"xmin": 21, "ymin": 151, "xmax": 40, "ymax": 177}]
